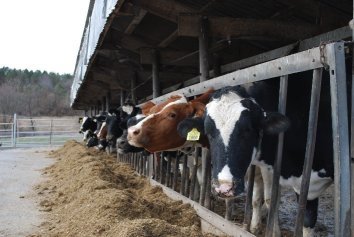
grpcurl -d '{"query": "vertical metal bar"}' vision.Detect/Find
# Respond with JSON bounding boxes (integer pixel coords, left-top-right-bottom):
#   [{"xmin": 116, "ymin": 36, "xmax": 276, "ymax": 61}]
[
  {"xmin": 327, "ymin": 42, "xmax": 351, "ymax": 237},
  {"xmin": 13, "ymin": 113, "xmax": 17, "ymax": 148},
  {"xmin": 159, "ymin": 152, "xmax": 164, "ymax": 184},
  {"xmin": 152, "ymin": 49, "xmax": 160, "ymax": 98},
  {"xmin": 265, "ymin": 75, "xmax": 288, "ymax": 237},
  {"xmin": 243, "ymin": 165, "xmax": 256, "ymax": 230},
  {"xmin": 184, "ymin": 166, "xmax": 190, "ymax": 197},
  {"xmin": 294, "ymin": 68, "xmax": 323, "ymax": 236},
  {"xmin": 225, "ymin": 199, "xmax": 233, "ymax": 220},
  {"xmin": 205, "ymin": 157, "xmax": 212, "ymax": 209},
  {"xmin": 173, "ymin": 155, "xmax": 179, "ymax": 191},
  {"xmin": 200, "ymin": 148, "xmax": 211, "ymax": 206},
  {"xmin": 189, "ymin": 152, "xmax": 198, "ymax": 201},
  {"xmin": 180, "ymin": 155, "xmax": 188, "ymax": 195},
  {"xmin": 351, "ymin": 11, "xmax": 354, "ymax": 234},
  {"xmin": 166, "ymin": 153, "xmax": 172, "ymax": 187}
]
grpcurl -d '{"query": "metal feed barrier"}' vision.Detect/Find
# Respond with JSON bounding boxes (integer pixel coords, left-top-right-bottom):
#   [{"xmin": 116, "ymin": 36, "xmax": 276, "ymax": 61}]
[
  {"xmin": 0, "ymin": 115, "xmax": 82, "ymax": 148},
  {"xmin": 117, "ymin": 42, "xmax": 351, "ymax": 237}
]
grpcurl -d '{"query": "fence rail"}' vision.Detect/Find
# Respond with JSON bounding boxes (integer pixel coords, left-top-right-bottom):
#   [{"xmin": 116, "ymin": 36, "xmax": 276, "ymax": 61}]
[{"xmin": 0, "ymin": 115, "xmax": 82, "ymax": 148}]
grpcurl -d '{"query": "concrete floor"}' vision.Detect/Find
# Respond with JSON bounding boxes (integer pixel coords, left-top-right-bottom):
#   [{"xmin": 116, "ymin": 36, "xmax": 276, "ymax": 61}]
[{"xmin": 0, "ymin": 147, "xmax": 55, "ymax": 237}]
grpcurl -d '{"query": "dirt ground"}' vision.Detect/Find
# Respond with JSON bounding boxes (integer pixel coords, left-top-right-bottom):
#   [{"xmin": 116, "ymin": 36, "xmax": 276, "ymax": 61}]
[
  {"xmin": 29, "ymin": 141, "xmax": 216, "ymax": 237},
  {"xmin": 0, "ymin": 147, "xmax": 54, "ymax": 237}
]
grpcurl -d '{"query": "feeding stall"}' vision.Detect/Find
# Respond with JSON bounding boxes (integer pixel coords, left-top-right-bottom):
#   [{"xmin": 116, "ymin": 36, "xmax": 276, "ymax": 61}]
[{"xmin": 71, "ymin": 0, "xmax": 353, "ymax": 236}]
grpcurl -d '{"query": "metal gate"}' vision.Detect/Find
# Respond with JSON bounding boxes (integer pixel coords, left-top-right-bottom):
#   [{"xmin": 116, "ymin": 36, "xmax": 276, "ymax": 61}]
[{"xmin": 0, "ymin": 114, "xmax": 82, "ymax": 148}]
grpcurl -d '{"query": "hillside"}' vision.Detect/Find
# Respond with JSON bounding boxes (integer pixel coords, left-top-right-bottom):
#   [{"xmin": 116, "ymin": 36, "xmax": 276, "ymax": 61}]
[{"xmin": 0, "ymin": 67, "xmax": 80, "ymax": 119}]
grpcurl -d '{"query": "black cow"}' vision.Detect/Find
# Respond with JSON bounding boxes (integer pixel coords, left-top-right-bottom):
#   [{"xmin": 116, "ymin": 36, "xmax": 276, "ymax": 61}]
[{"xmin": 178, "ymin": 79, "xmax": 334, "ymax": 237}]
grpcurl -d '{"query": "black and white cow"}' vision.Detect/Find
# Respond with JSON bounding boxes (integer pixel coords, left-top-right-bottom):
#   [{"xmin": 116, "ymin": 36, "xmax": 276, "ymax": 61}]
[{"xmin": 178, "ymin": 80, "xmax": 334, "ymax": 237}]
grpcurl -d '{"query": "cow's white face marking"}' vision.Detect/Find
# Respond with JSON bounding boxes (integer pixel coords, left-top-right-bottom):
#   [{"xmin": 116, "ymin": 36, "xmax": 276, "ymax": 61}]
[
  {"xmin": 217, "ymin": 165, "xmax": 233, "ymax": 183},
  {"xmin": 83, "ymin": 130, "xmax": 90, "ymax": 141},
  {"xmin": 206, "ymin": 91, "xmax": 246, "ymax": 148},
  {"xmin": 80, "ymin": 116, "xmax": 88, "ymax": 130},
  {"xmin": 128, "ymin": 95, "xmax": 188, "ymax": 132},
  {"xmin": 122, "ymin": 105, "xmax": 134, "ymax": 115}
]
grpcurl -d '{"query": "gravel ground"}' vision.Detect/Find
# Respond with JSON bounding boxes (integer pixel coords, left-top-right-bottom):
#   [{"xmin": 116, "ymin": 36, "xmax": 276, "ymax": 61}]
[{"xmin": 0, "ymin": 147, "xmax": 55, "ymax": 237}]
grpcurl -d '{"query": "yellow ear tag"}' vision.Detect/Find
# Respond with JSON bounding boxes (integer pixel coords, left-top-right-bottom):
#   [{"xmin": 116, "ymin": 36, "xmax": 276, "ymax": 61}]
[{"xmin": 187, "ymin": 128, "xmax": 200, "ymax": 141}]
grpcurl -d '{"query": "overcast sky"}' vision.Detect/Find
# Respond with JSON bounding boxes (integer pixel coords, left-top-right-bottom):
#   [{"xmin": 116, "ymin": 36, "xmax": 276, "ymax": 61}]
[{"xmin": 0, "ymin": 0, "xmax": 90, "ymax": 74}]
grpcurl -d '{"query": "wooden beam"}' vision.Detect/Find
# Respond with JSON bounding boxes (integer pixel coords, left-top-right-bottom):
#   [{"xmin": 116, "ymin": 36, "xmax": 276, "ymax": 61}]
[
  {"xmin": 124, "ymin": 9, "xmax": 147, "ymax": 35},
  {"xmin": 158, "ymin": 30, "xmax": 178, "ymax": 48},
  {"xmin": 140, "ymin": 48, "xmax": 197, "ymax": 65},
  {"xmin": 138, "ymin": 0, "xmax": 193, "ymax": 22},
  {"xmin": 178, "ymin": 15, "xmax": 321, "ymax": 41}
]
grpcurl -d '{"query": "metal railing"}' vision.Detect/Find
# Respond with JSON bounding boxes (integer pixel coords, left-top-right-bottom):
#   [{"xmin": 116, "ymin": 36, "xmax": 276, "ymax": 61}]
[
  {"xmin": 118, "ymin": 42, "xmax": 351, "ymax": 237},
  {"xmin": 0, "ymin": 115, "xmax": 82, "ymax": 148}
]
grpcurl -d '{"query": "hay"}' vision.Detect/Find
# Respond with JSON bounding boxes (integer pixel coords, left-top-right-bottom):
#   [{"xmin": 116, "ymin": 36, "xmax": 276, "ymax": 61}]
[{"xmin": 31, "ymin": 141, "xmax": 216, "ymax": 237}]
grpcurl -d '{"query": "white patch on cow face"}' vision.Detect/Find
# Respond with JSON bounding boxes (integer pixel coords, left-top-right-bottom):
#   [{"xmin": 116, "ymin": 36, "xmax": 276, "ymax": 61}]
[
  {"xmin": 122, "ymin": 105, "xmax": 134, "ymax": 115},
  {"xmin": 80, "ymin": 116, "xmax": 88, "ymax": 130},
  {"xmin": 83, "ymin": 130, "xmax": 90, "ymax": 141},
  {"xmin": 206, "ymin": 91, "xmax": 246, "ymax": 148},
  {"xmin": 97, "ymin": 122, "xmax": 106, "ymax": 138},
  {"xmin": 217, "ymin": 165, "xmax": 233, "ymax": 183}
]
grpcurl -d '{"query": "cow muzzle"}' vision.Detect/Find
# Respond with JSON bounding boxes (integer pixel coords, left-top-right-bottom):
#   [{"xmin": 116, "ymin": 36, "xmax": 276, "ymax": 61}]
[
  {"xmin": 211, "ymin": 179, "xmax": 245, "ymax": 199},
  {"xmin": 127, "ymin": 126, "xmax": 148, "ymax": 147}
]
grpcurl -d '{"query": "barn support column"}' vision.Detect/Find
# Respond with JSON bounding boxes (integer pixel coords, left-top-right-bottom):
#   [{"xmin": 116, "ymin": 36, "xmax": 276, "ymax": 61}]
[
  {"xmin": 106, "ymin": 91, "xmax": 111, "ymax": 112},
  {"xmin": 351, "ymin": 6, "xmax": 354, "ymax": 234},
  {"xmin": 327, "ymin": 42, "xmax": 351, "ymax": 237},
  {"xmin": 90, "ymin": 106, "xmax": 94, "ymax": 116},
  {"xmin": 120, "ymin": 90, "xmax": 125, "ymax": 106},
  {"xmin": 102, "ymin": 96, "xmax": 106, "ymax": 112},
  {"xmin": 131, "ymin": 73, "xmax": 137, "ymax": 104},
  {"xmin": 152, "ymin": 48, "xmax": 161, "ymax": 181},
  {"xmin": 152, "ymin": 49, "xmax": 161, "ymax": 98},
  {"xmin": 198, "ymin": 15, "xmax": 212, "ymax": 209}
]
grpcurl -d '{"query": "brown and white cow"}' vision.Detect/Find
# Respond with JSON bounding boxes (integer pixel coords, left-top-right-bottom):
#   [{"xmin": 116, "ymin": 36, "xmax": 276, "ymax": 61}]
[{"xmin": 127, "ymin": 89, "xmax": 213, "ymax": 153}]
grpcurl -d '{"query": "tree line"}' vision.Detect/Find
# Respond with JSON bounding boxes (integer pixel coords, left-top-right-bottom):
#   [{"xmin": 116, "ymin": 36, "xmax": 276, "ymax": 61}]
[{"xmin": 0, "ymin": 67, "xmax": 80, "ymax": 121}]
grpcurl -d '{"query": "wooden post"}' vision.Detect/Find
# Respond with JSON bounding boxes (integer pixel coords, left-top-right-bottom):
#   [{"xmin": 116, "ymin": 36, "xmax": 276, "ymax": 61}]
[
  {"xmin": 152, "ymin": 49, "xmax": 161, "ymax": 98},
  {"xmin": 120, "ymin": 90, "xmax": 125, "ymax": 106},
  {"xmin": 198, "ymin": 15, "xmax": 211, "ymax": 208},
  {"xmin": 106, "ymin": 91, "xmax": 111, "ymax": 112},
  {"xmin": 102, "ymin": 96, "xmax": 106, "ymax": 111},
  {"xmin": 131, "ymin": 74, "xmax": 137, "ymax": 104}
]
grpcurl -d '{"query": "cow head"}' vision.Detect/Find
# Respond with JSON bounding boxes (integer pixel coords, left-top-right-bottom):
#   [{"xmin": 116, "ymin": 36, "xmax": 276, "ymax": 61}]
[
  {"xmin": 127, "ymin": 89, "xmax": 213, "ymax": 152},
  {"xmin": 116, "ymin": 101, "xmax": 156, "ymax": 154},
  {"xmin": 178, "ymin": 86, "xmax": 290, "ymax": 198}
]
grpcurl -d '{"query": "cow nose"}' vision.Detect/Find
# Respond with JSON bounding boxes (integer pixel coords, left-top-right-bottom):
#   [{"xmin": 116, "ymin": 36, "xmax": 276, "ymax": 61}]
[
  {"xmin": 212, "ymin": 179, "xmax": 234, "ymax": 197},
  {"xmin": 129, "ymin": 127, "xmax": 140, "ymax": 136}
]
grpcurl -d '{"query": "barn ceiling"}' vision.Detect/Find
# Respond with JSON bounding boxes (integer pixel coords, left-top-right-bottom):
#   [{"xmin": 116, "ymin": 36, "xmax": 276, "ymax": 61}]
[{"xmin": 71, "ymin": 0, "xmax": 352, "ymax": 110}]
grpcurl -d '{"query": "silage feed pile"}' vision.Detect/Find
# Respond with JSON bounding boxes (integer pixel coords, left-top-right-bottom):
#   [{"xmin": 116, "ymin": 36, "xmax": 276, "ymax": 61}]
[{"xmin": 31, "ymin": 141, "xmax": 214, "ymax": 237}]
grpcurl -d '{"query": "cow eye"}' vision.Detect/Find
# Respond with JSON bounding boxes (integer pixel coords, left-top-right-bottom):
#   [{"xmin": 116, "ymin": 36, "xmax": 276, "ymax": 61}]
[{"xmin": 169, "ymin": 112, "xmax": 177, "ymax": 118}]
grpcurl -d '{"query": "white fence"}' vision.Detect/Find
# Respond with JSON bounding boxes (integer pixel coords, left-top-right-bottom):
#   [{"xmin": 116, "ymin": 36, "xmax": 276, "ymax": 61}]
[{"xmin": 0, "ymin": 114, "xmax": 82, "ymax": 148}]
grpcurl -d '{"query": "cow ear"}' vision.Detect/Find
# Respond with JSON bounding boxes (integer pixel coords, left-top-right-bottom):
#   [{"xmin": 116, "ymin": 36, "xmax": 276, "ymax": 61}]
[
  {"xmin": 190, "ymin": 88, "xmax": 214, "ymax": 105},
  {"xmin": 177, "ymin": 117, "xmax": 205, "ymax": 139},
  {"xmin": 189, "ymin": 102, "xmax": 206, "ymax": 117},
  {"xmin": 261, "ymin": 112, "xmax": 290, "ymax": 135},
  {"xmin": 140, "ymin": 101, "xmax": 156, "ymax": 115}
]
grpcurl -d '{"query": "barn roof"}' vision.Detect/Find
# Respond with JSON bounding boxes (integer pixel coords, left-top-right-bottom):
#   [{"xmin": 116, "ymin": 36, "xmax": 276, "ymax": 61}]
[{"xmin": 71, "ymin": 0, "xmax": 352, "ymax": 110}]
